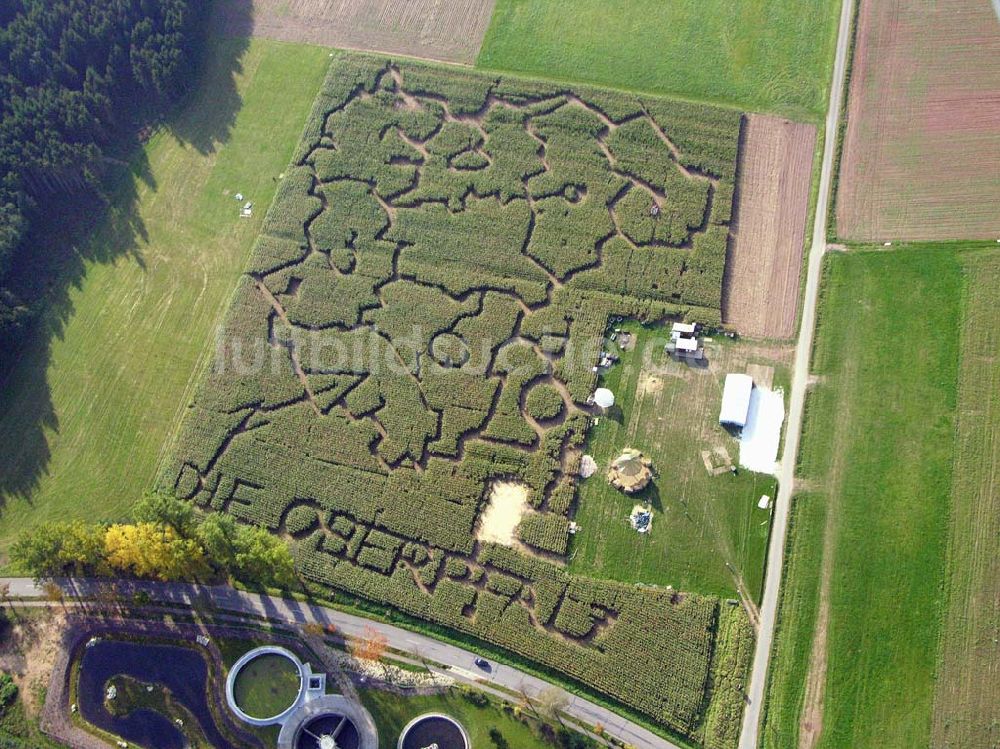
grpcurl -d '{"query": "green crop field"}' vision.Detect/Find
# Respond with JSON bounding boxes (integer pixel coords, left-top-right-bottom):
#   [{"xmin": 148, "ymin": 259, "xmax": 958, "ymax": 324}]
[
  {"xmin": 477, "ymin": 0, "xmax": 841, "ymax": 120},
  {"xmin": 160, "ymin": 50, "xmax": 755, "ymax": 744},
  {"xmin": 0, "ymin": 39, "xmax": 331, "ymax": 561},
  {"xmin": 760, "ymin": 247, "xmax": 1000, "ymax": 749},
  {"xmin": 930, "ymin": 250, "xmax": 1000, "ymax": 749},
  {"xmin": 567, "ymin": 321, "xmax": 780, "ymax": 600}
]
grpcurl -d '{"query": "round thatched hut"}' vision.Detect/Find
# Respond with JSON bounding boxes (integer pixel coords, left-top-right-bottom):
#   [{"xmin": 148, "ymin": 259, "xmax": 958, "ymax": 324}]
[{"xmin": 607, "ymin": 448, "xmax": 654, "ymax": 494}]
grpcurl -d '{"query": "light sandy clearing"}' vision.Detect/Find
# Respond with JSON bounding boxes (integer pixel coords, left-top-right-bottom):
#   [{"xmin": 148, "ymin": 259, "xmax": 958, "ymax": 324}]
[
  {"xmin": 0, "ymin": 610, "xmax": 68, "ymax": 715},
  {"xmin": 477, "ymin": 481, "xmax": 530, "ymax": 545},
  {"xmin": 723, "ymin": 115, "xmax": 816, "ymax": 339},
  {"xmin": 213, "ymin": 0, "xmax": 498, "ymax": 64}
]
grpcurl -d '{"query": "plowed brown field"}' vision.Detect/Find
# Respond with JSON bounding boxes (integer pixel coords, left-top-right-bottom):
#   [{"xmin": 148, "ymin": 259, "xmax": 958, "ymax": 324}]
[
  {"xmin": 836, "ymin": 0, "xmax": 1000, "ymax": 241},
  {"xmin": 722, "ymin": 115, "xmax": 816, "ymax": 339},
  {"xmin": 214, "ymin": 0, "xmax": 497, "ymax": 64}
]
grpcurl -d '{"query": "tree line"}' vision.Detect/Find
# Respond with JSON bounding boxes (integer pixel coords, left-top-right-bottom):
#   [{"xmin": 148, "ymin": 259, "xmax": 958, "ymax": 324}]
[
  {"xmin": 0, "ymin": 0, "xmax": 206, "ymax": 342},
  {"xmin": 10, "ymin": 493, "xmax": 297, "ymax": 588}
]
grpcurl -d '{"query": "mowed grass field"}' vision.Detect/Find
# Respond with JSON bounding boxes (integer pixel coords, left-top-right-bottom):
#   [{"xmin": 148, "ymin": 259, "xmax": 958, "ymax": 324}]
[
  {"xmin": 762, "ymin": 246, "xmax": 1000, "ymax": 748},
  {"xmin": 568, "ymin": 321, "xmax": 783, "ymax": 600},
  {"xmin": 0, "ymin": 38, "xmax": 330, "ymax": 562},
  {"xmin": 477, "ymin": 0, "xmax": 841, "ymax": 119},
  {"xmin": 930, "ymin": 250, "xmax": 1000, "ymax": 748}
]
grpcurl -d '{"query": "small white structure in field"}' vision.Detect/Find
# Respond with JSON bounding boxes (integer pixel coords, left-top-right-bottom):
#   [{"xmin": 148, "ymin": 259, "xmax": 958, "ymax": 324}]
[
  {"xmin": 675, "ymin": 336, "xmax": 699, "ymax": 353},
  {"xmin": 666, "ymin": 321, "xmax": 704, "ymax": 359},
  {"xmin": 579, "ymin": 454, "xmax": 598, "ymax": 478},
  {"xmin": 719, "ymin": 373, "xmax": 754, "ymax": 429},
  {"xmin": 593, "ymin": 388, "xmax": 615, "ymax": 409}
]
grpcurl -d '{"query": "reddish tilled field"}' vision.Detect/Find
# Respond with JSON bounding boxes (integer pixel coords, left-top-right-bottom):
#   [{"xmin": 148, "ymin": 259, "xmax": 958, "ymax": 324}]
[
  {"xmin": 722, "ymin": 115, "xmax": 816, "ymax": 339},
  {"xmin": 213, "ymin": 0, "xmax": 497, "ymax": 64},
  {"xmin": 836, "ymin": 0, "xmax": 1000, "ymax": 241}
]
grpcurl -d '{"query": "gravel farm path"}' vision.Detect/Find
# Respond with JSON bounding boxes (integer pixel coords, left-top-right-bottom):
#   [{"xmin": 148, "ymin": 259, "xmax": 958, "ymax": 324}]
[
  {"xmin": 2, "ymin": 577, "xmax": 682, "ymax": 749},
  {"xmin": 738, "ymin": 0, "xmax": 856, "ymax": 746}
]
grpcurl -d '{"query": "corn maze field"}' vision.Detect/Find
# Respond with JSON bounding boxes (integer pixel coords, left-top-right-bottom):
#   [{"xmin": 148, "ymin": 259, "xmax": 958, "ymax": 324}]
[{"xmin": 163, "ymin": 52, "xmax": 748, "ymax": 743}]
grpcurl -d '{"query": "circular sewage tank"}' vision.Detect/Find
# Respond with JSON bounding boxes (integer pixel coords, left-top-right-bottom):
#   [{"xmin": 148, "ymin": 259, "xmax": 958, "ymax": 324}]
[
  {"xmin": 398, "ymin": 714, "xmax": 470, "ymax": 749},
  {"xmin": 226, "ymin": 646, "xmax": 306, "ymax": 726},
  {"xmin": 296, "ymin": 714, "xmax": 361, "ymax": 749}
]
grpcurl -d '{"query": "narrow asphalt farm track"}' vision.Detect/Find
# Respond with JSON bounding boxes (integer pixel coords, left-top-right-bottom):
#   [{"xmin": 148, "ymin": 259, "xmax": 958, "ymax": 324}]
[
  {"xmin": 2, "ymin": 577, "xmax": 682, "ymax": 749},
  {"xmin": 738, "ymin": 0, "xmax": 856, "ymax": 746}
]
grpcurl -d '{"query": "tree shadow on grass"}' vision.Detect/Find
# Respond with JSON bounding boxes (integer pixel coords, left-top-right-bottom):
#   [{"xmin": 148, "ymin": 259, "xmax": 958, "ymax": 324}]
[{"xmin": 0, "ymin": 17, "xmax": 253, "ymax": 511}]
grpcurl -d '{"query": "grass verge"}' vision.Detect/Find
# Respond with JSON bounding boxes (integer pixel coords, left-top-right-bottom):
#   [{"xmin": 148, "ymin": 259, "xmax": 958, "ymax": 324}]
[{"xmin": 358, "ymin": 687, "xmax": 585, "ymax": 749}]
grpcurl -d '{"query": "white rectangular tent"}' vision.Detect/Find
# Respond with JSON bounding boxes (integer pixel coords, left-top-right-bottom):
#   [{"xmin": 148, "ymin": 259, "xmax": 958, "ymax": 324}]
[{"xmin": 720, "ymin": 373, "xmax": 754, "ymax": 428}]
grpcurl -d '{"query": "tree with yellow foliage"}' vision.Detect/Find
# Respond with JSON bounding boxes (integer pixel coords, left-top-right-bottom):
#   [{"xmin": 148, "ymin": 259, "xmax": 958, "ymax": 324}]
[{"xmin": 104, "ymin": 523, "xmax": 207, "ymax": 581}]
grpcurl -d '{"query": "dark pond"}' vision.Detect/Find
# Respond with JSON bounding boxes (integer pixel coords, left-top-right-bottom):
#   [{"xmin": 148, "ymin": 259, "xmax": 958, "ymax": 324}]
[
  {"xmin": 77, "ymin": 639, "xmax": 237, "ymax": 749},
  {"xmin": 401, "ymin": 716, "xmax": 468, "ymax": 749}
]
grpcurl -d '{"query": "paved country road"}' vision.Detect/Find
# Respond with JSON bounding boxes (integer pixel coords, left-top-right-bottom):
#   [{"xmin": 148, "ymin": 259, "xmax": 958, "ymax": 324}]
[
  {"xmin": 737, "ymin": 0, "xmax": 857, "ymax": 746},
  {"xmin": 2, "ymin": 577, "xmax": 682, "ymax": 749}
]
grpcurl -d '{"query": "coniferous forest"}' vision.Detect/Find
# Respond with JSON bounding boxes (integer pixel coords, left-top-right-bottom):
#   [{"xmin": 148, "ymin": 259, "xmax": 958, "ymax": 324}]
[{"xmin": 0, "ymin": 0, "xmax": 206, "ymax": 341}]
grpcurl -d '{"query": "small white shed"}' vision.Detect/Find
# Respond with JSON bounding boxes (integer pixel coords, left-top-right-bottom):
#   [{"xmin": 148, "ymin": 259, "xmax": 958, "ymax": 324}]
[
  {"xmin": 720, "ymin": 373, "xmax": 754, "ymax": 429},
  {"xmin": 671, "ymin": 321, "xmax": 697, "ymax": 337}
]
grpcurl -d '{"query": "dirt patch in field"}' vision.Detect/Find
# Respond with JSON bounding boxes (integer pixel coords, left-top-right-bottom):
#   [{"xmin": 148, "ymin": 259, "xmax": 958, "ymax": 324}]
[
  {"xmin": 0, "ymin": 610, "xmax": 68, "ymax": 714},
  {"xmin": 837, "ymin": 0, "xmax": 1000, "ymax": 240},
  {"xmin": 637, "ymin": 371, "xmax": 666, "ymax": 395},
  {"xmin": 213, "ymin": 0, "xmax": 497, "ymax": 64},
  {"xmin": 477, "ymin": 481, "xmax": 531, "ymax": 545},
  {"xmin": 723, "ymin": 115, "xmax": 816, "ymax": 339}
]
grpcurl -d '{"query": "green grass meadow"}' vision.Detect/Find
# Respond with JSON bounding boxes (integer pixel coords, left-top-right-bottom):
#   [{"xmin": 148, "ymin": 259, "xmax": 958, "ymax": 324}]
[
  {"xmin": 567, "ymin": 321, "xmax": 779, "ymax": 599},
  {"xmin": 477, "ymin": 0, "xmax": 841, "ymax": 119},
  {"xmin": 929, "ymin": 249, "xmax": 1000, "ymax": 748},
  {"xmin": 359, "ymin": 688, "xmax": 569, "ymax": 749},
  {"xmin": 761, "ymin": 246, "xmax": 989, "ymax": 748},
  {"xmin": 0, "ymin": 38, "xmax": 331, "ymax": 562}
]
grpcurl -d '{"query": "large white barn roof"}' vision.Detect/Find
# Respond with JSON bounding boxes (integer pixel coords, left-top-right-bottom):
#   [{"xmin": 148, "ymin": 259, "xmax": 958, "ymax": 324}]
[{"xmin": 720, "ymin": 373, "xmax": 754, "ymax": 428}]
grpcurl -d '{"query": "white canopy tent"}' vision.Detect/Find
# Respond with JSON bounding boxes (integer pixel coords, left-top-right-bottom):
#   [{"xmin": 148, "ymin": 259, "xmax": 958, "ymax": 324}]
[
  {"xmin": 593, "ymin": 388, "xmax": 615, "ymax": 409},
  {"xmin": 719, "ymin": 373, "xmax": 754, "ymax": 429}
]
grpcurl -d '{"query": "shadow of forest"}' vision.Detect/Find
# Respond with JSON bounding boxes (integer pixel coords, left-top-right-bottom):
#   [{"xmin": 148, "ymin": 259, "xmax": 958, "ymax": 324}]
[{"xmin": 0, "ymin": 1, "xmax": 254, "ymax": 505}]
